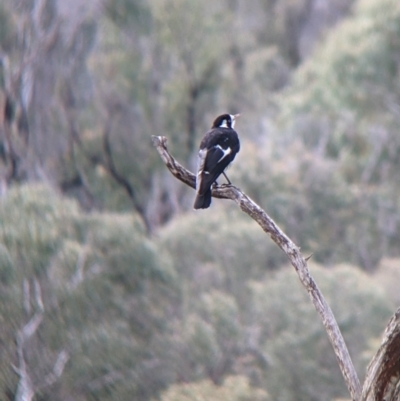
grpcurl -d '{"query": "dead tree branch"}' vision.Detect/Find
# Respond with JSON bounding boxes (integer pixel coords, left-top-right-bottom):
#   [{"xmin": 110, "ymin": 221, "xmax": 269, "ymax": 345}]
[
  {"xmin": 152, "ymin": 135, "xmax": 362, "ymax": 401},
  {"xmin": 40, "ymin": 350, "xmax": 70, "ymax": 390},
  {"xmin": 13, "ymin": 278, "xmax": 69, "ymax": 401},
  {"xmin": 361, "ymin": 308, "xmax": 400, "ymax": 401},
  {"xmin": 14, "ymin": 310, "xmax": 44, "ymax": 401}
]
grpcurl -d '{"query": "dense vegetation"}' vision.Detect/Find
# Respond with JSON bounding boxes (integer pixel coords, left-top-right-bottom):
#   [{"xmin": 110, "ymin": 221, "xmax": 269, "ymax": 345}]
[{"xmin": 0, "ymin": 0, "xmax": 400, "ymax": 400}]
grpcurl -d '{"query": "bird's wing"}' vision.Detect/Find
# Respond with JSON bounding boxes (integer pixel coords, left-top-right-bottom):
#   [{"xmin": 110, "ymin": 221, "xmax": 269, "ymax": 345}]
[
  {"xmin": 196, "ymin": 144, "xmax": 233, "ymax": 195},
  {"xmin": 203, "ymin": 144, "xmax": 232, "ymax": 171}
]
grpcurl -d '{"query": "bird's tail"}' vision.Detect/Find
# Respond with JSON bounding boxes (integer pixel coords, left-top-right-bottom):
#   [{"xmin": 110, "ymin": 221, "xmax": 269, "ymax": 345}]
[{"xmin": 193, "ymin": 189, "xmax": 212, "ymax": 209}]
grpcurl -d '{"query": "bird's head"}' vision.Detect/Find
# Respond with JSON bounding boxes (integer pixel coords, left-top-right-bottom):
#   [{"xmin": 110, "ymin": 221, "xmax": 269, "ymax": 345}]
[{"xmin": 212, "ymin": 113, "xmax": 240, "ymax": 129}]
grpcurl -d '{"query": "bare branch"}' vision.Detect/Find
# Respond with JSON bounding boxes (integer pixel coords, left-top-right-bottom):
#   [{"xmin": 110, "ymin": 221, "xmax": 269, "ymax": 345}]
[
  {"xmin": 33, "ymin": 278, "xmax": 44, "ymax": 312},
  {"xmin": 20, "ymin": 313, "xmax": 43, "ymax": 342},
  {"xmin": 102, "ymin": 121, "xmax": 151, "ymax": 232},
  {"xmin": 53, "ymin": 350, "xmax": 69, "ymax": 378},
  {"xmin": 102, "ymin": 121, "xmax": 137, "ymax": 203},
  {"xmin": 14, "ymin": 372, "xmax": 34, "ymax": 401},
  {"xmin": 40, "ymin": 350, "xmax": 70, "ymax": 389},
  {"xmin": 14, "ymin": 311, "xmax": 43, "ymax": 401},
  {"xmin": 23, "ymin": 278, "xmax": 30, "ymax": 315},
  {"xmin": 14, "ymin": 275, "xmax": 68, "ymax": 400},
  {"xmin": 68, "ymin": 235, "xmax": 91, "ymax": 290},
  {"xmin": 152, "ymin": 135, "xmax": 362, "ymax": 401},
  {"xmin": 67, "ymin": 116, "xmax": 150, "ymax": 230}
]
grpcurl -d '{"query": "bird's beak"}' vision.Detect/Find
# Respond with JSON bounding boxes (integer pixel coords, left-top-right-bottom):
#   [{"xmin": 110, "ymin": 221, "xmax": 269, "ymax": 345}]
[{"xmin": 230, "ymin": 113, "xmax": 240, "ymax": 129}]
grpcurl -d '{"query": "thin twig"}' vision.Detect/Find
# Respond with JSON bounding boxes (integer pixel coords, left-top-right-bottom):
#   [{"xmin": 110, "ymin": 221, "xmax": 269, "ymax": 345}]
[{"xmin": 152, "ymin": 135, "xmax": 362, "ymax": 401}]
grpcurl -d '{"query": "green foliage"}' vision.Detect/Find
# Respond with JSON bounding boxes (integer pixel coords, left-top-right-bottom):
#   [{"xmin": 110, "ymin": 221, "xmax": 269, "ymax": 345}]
[
  {"xmin": 244, "ymin": 47, "xmax": 290, "ymax": 97},
  {"xmin": 171, "ymin": 291, "xmax": 243, "ymax": 381},
  {"xmin": 231, "ymin": 140, "xmax": 393, "ymax": 269},
  {"xmin": 257, "ymin": 0, "xmax": 316, "ymax": 66},
  {"xmin": 0, "ymin": 184, "xmax": 176, "ymax": 401},
  {"xmin": 183, "ymin": 314, "xmax": 222, "ymax": 373},
  {"xmin": 278, "ymin": 0, "xmax": 400, "ymax": 175},
  {"xmin": 248, "ymin": 264, "xmax": 393, "ymax": 401},
  {"xmin": 200, "ymin": 291, "xmax": 241, "ymax": 348},
  {"xmin": 105, "ymin": 0, "xmax": 152, "ymax": 33},
  {"xmin": 156, "ymin": 205, "xmax": 286, "ymax": 298},
  {"xmin": 281, "ymin": 0, "xmax": 400, "ymax": 117},
  {"xmin": 157, "ymin": 375, "xmax": 269, "ymax": 401},
  {"xmin": 269, "ymin": 0, "xmax": 400, "ymax": 269},
  {"xmin": 148, "ymin": 0, "xmax": 237, "ymax": 159},
  {"xmin": 373, "ymin": 258, "xmax": 400, "ymax": 306},
  {"xmin": 0, "ymin": 185, "xmax": 79, "ymax": 276},
  {"xmin": 0, "ymin": 184, "xmax": 397, "ymax": 401}
]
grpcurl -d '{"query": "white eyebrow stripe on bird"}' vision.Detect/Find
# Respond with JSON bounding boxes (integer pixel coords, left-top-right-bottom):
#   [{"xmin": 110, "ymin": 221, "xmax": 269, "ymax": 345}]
[{"xmin": 215, "ymin": 144, "xmax": 232, "ymax": 163}]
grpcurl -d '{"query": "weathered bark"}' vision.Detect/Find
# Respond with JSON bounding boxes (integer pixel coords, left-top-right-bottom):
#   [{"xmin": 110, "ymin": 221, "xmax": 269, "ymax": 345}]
[
  {"xmin": 152, "ymin": 135, "xmax": 363, "ymax": 400},
  {"xmin": 361, "ymin": 308, "xmax": 400, "ymax": 401}
]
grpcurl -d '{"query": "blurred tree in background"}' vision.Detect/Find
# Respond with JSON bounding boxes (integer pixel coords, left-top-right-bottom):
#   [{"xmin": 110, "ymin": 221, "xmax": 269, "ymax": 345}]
[
  {"xmin": 0, "ymin": 185, "xmax": 176, "ymax": 400},
  {"xmin": 1, "ymin": 0, "xmax": 400, "ymax": 400},
  {"xmin": 0, "ymin": 186, "xmax": 394, "ymax": 400},
  {"xmin": 276, "ymin": 0, "xmax": 400, "ymax": 269},
  {"xmin": 248, "ymin": 265, "xmax": 393, "ymax": 401}
]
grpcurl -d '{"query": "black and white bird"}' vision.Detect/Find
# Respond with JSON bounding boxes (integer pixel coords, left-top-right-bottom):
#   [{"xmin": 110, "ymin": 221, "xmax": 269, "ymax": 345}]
[{"xmin": 194, "ymin": 113, "xmax": 240, "ymax": 209}]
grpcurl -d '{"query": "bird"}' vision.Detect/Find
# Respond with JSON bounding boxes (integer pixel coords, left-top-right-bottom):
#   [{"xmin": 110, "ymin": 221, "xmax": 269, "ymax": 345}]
[{"xmin": 194, "ymin": 113, "xmax": 240, "ymax": 209}]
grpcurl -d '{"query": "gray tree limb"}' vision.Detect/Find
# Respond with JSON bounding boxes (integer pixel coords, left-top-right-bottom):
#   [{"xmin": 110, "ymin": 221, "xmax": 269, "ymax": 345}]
[
  {"xmin": 14, "ymin": 312, "xmax": 43, "ymax": 401},
  {"xmin": 40, "ymin": 350, "xmax": 70, "ymax": 390},
  {"xmin": 13, "ymin": 278, "xmax": 69, "ymax": 401},
  {"xmin": 361, "ymin": 308, "xmax": 400, "ymax": 401},
  {"xmin": 152, "ymin": 135, "xmax": 362, "ymax": 401}
]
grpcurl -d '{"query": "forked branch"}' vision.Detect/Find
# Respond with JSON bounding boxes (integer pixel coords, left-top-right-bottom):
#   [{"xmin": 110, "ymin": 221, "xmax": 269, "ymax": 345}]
[{"xmin": 152, "ymin": 135, "xmax": 362, "ymax": 401}]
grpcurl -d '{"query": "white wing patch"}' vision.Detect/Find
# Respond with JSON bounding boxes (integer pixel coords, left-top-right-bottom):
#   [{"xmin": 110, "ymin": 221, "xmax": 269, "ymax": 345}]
[
  {"xmin": 196, "ymin": 145, "xmax": 232, "ymax": 192},
  {"xmin": 215, "ymin": 144, "xmax": 232, "ymax": 163}
]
